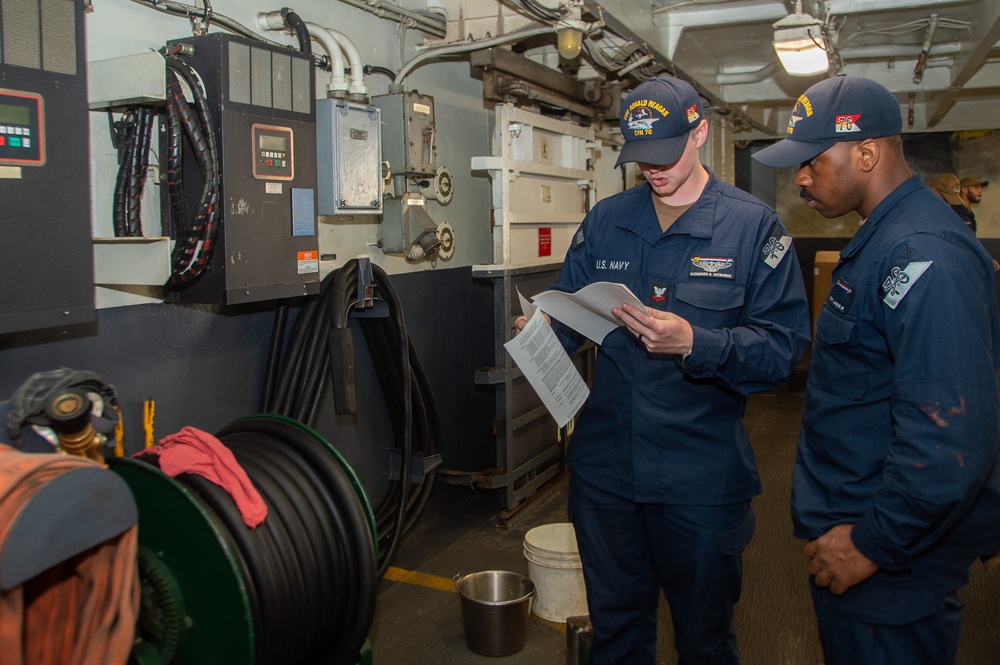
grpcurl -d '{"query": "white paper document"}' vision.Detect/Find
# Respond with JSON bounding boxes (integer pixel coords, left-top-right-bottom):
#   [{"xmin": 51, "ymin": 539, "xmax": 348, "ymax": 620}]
[
  {"xmin": 504, "ymin": 307, "xmax": 590, "ymax": 428},
  {"xmin": 530, "ymin": 281, "xmax": 646, "ymax": 344}
]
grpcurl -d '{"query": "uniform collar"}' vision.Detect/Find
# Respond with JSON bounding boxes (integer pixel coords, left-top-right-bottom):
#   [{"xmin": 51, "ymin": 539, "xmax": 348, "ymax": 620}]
[
  {"xmin": 841, "ymin": 176, "xmax": 924, "ymax": 259},
  {"xmin": 619, "ymin": 168, "xmax": 719, "ymax": 245}
]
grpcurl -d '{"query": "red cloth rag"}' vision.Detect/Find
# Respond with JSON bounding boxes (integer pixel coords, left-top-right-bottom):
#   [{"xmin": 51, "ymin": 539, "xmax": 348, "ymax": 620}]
[{"xmin": 135, "ymin": 426, "xmax": 267, "ymax": 528}]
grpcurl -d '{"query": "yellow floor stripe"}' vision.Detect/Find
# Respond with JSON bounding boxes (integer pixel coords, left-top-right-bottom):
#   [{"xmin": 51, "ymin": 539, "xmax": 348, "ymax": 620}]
[
  {"xmin": 383, "ymin": 566, "xmax": 567, "ymax": 634},
  {"xmin": 383, "ymin": 566, "xmax": 456, "ymax": 592}
]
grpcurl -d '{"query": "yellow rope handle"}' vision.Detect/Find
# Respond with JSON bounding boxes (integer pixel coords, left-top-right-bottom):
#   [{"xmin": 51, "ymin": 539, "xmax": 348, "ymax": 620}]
[
  {"xmin": 114, "ymin": 407, "xmax": 125, "ymax": 458},
  {"xmin": 143, "ymin": 400, "xmax": 155, "ymax": 449}
]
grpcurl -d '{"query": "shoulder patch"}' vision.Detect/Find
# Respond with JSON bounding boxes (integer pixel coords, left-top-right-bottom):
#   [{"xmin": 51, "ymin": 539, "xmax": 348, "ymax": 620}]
[
  {"xmin": 761, "ymin": 223, "xmax": 792, "ymax": 269},
  {"xmin": 572, "ymin": 221, "xmax": 586, "ymax": 250},
  {"xmin": 879, "ymin": 247, "xmax": 932, "ymax": 310}
]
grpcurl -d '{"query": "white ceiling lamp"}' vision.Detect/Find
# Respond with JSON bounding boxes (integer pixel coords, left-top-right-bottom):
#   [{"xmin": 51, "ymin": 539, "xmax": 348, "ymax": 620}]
[{"xmin": 772, "ymin": 1, "xmax": 829, "ymax": 77}]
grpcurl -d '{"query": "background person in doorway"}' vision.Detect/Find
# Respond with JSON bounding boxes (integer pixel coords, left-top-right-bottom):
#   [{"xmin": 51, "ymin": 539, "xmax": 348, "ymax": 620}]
[{"xmin": 959, "ymin": 176, "xmax": 999, "ymax": 271}]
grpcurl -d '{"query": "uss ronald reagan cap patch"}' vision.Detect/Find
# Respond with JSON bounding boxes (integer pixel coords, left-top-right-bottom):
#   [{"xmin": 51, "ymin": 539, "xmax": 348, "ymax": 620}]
[
  {"xmin": 753, "ymin": 74, "xmax": 903, "ymax": 168},
  {"xmin": 616, "ymin": 77, "xmax": 705, "ymax": 168}
]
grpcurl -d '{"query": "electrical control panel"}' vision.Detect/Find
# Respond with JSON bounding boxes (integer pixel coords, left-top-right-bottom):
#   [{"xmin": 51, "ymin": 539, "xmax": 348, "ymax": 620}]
[
  {"xmin": 0, "ymin": 90, "xmax": 44, "ymax": 166},
  {"xmin": 0, "ymin": 0, "xmax": 94, "ymax": 335},
  {"xmin": 164, "ymin": 33, "xmax": 320, "ymax": 305}
]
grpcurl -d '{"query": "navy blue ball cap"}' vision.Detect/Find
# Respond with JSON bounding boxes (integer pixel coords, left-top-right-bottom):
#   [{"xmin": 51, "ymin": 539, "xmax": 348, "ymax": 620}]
[
  {"xmin": 615, "ymin": 77, "xmax": 705, "ymax": 168},
  {"xmin": 753, "ymin": 74, "xmax": 903, "ymax": 168}
]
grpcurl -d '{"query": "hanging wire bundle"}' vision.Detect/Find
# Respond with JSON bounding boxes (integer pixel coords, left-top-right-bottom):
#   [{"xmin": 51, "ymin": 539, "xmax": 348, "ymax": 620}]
[
  {"xmin": 262, "ymin": 260, "xmax": 441, "ymax": 577},
  {"xmin": 162, "ymin": 50, "xmax": 221, "ymax": 285},
  {"xmin": 110, "ymin": 106, "xmax": 156, "ymax": 237}
]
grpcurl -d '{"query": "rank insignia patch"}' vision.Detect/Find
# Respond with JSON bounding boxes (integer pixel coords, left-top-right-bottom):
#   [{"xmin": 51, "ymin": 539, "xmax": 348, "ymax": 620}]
[
  {"xmin": 761, "ymin": 224, "xmax": 792, "ymax": 269},
  {"xmin": 572, "ymin": 221, "xmax": 586, "ymax": 250},
  {"xmin": 879, "ymin": 247, "xmax": 932, "ymax": 310}
]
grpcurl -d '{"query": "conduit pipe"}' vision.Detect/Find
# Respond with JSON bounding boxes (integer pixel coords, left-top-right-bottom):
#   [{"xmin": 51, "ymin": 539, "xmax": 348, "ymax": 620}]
[
  {"xmin": 305, "ymin": 22, "xmax": 349, "ymax": 97},
  {"xmin": 913, "ymin": 14, "xmax": 939, "ymax": 84},
  {"xmin": 336, "ymin": 0, "xmax": 446, "ymax": 38},
  {"xmin": 318, "ymin": 26, "xmax": 368, "ymax": 100},
  {"xmin": 395, "ymin": 24, "xmax": 556, "ymax": 86}
]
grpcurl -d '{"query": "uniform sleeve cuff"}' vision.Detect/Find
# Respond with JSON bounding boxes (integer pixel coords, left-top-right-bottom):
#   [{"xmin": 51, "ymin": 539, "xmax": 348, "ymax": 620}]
[
  {"xmin": 850, "ymin": 517, "xmax": 913, "ymax": 572},
  {"xmin": 680, "ymin": 327, "xmax": 721, "ymax": 377}
]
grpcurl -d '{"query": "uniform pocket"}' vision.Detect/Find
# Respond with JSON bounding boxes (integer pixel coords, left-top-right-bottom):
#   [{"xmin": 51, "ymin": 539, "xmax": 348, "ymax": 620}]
[
  {"xmin": 673, "ymin": 281, "xmax": 745, "ymax": 329},
  {"xmin": 716, "ymin": 503, "xmax": 756, "ymax": 556},
  {"xmin": 811, "ymin": 306, "xmax": 869, "ymax": 400}
]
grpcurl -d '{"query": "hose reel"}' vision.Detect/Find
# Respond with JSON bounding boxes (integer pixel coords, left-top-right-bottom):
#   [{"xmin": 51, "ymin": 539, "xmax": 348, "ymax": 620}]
[{"xmin": 111, "ymin": 415, "xmax": 377, "ymax": 665}]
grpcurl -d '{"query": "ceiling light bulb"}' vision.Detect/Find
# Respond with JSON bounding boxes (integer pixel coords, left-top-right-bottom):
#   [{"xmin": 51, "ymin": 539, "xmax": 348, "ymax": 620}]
[
  {"xmin": 557, "ymin": 26, "xmax": 583, "ymax": 60},
  {"xmin": 772, "ymin": 8, "xmax": 829, "ymax": 77},
  {"xmin": 773, "ymin": 30, "xmax": 829, "ymax": 76}
]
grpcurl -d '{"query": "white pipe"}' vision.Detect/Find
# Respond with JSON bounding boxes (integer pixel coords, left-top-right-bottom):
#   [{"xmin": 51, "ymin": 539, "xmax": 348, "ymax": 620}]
[
  {"xmin": 306, "ymin": 23, "xmax": 349, "ymax": 97},
  {"xmin": 319, "ymin": 27, "xmax": 367, "ymax": 99}
]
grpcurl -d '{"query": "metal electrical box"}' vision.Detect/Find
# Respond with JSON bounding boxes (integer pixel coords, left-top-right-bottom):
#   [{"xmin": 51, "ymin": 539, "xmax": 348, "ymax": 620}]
[
  {"xmin": 0, "ymin": 0, "xmax": 95, "ymax": 335},
  {"xmin": 372, "ymin": 91, "xmax": 436, "ymax": 177},
  {"xmin": 316, "ymin": 98, "xmax": 382, "ymax": 215},
  {"xmin": 164, "ymin": 33, "xmax": 320, "ymax": 305}
]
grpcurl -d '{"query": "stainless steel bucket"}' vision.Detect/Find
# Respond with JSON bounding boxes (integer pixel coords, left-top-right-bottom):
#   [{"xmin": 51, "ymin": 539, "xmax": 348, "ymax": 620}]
[{"xmin": 456, "ymin": 570, "xmax": 536, "ymax": 657}]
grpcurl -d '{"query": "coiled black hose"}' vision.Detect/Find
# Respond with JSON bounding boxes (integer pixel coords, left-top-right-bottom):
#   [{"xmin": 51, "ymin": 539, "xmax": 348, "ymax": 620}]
[
  {"xmin": 141, "ymin": 416, "xmax": 376, "ymax": 665},
  {"xmin": 263, "ymin": 261, "xmax": 441, "ymax": 577},
  {"xmin": 164, "ymin": 54, "xmax": 221, "ymax": 284}
]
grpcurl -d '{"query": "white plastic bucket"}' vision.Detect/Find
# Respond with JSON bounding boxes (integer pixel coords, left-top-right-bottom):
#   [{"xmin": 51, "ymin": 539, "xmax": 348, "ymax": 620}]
[{"xmin": 523, "ymin": 522, "xmax": 589, "ymax": 623}]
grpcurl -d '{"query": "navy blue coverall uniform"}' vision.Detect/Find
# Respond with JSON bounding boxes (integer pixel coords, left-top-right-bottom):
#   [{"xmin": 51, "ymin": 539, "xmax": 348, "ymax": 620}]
[
  {"xmin": 794, "ymin": 177, "xmax": 1000, "ymax": 665},
  {"xmin": 551, "ymin": 173, "xmax": 811, "ymax": 665}
]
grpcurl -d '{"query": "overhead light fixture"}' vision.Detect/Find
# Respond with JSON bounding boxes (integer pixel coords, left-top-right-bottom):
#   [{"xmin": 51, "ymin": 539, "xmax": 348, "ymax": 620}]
[
  {"xmin": 772, "ymin": 1, "xmax": 829, "ymax": 77},
  {"xmin": 555, "ymin": 1, "xmax": 586, "ymax": 60},
  {"xmin": 557, "ymin": 26, "xmax": 583, "ymax": 60}
]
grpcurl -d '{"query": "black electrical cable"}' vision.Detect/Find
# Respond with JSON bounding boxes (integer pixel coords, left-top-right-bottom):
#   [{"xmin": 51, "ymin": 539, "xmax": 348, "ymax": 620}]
[
  {"xmin": 128, "ymin": 0, "xmax": 329, "ymax": 69},
  {"xmin": 281, "ymin": 9, "xmax": 311, "ymax": 55},
  {"xmin": 260, "ymin": 301, "xmax": 288, "ymax": 413},
  {"xmin": 111, "ymin": 107, "xmax": 154, "ymax": 238},
  {"xmin": 164, "ymin": 55, "xmax": 221, "ymax": 284},
  {"xmin": 263, "ymin": 261, "xmax": 441, "ymax": 578},
  {"xmin": 112, "ymin": 127, "xmax": 132, "ymax": 237},
  {"xmin": 135, "ymin": 452, "xmax": 267, "ymax": 660},
  {"xmin": 363, "ymin": 64, "xmax": 397, "ymax": 80},
  {"xmin": 125, "ymin": 107, "xmax": 155, "ymax": 237},
  {"xmin": 218, "ymin": 416, "xmax": 377, "ymax": 665},
  {"xmin": 163, "ymin": 81, "xmax": 187, "ymax": 239}
]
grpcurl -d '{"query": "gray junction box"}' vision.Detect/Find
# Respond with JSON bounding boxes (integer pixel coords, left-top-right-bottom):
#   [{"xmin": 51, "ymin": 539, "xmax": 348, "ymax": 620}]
[
  {"xmin": 316, "ymin": 99, "xmax": 383, "ymax": 216},
  {"xmin": 372, "ymin": 91, "xmax": 436, "ymax": 177}
]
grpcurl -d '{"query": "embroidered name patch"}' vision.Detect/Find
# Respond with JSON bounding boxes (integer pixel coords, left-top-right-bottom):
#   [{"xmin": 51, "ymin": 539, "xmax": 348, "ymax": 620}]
[
  {"xmin": 879, "ymin": 247, "xmax": 932, "ymax": 310},
  {"xmin": 827, "ymin": 278, "xmax": 855, "ymax": 313},
  {"xmin": 761, "ymin": 224, "xmax": 792, "ymax": 269},
  {"xmin": 689, "ymin": 256, "xmax": 735, "ymax": 279}
]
